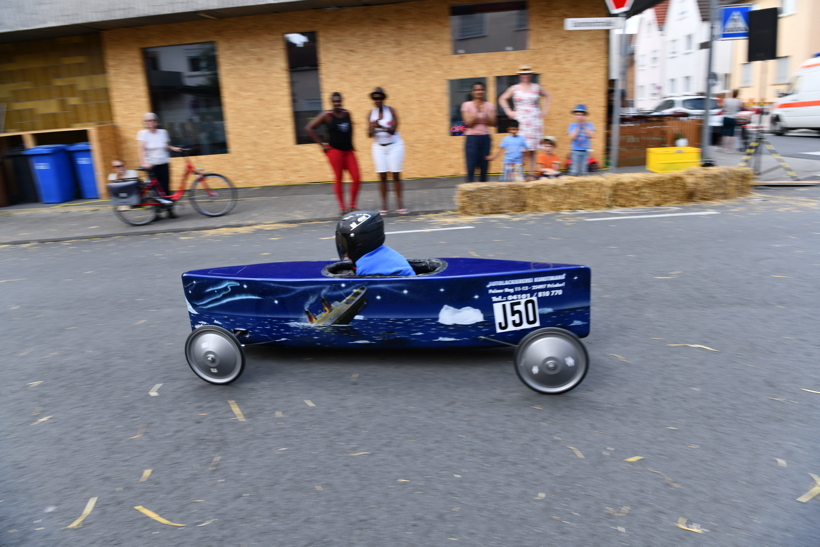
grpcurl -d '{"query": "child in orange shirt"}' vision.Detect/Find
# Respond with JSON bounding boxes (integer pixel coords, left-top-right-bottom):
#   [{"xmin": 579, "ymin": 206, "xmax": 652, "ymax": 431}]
[{"xmin": 537, "ymin": 136, "xmax": 562, "ymax": 179}]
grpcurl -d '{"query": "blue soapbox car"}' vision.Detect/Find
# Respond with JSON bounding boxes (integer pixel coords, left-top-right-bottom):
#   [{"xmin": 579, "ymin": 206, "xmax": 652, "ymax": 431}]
[{"xmin": 182, "ymin": 257, "xmax": 591, "ymax": 394}]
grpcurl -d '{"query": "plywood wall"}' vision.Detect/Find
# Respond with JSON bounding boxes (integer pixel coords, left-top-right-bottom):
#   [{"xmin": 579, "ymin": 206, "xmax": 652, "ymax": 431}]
[
  {"xmin": 0, "ymin": 34, "xmax": 113, "ymax": 133},
  {"xmin": 103, "ymin": 0, "xmax": 608, "ymax": 186}
]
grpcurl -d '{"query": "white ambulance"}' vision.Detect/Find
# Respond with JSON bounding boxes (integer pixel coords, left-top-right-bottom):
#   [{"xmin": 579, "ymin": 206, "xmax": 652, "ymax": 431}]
[{"xmin": 770, "ymin": 54, "xmax": 820, "ymax": 135}]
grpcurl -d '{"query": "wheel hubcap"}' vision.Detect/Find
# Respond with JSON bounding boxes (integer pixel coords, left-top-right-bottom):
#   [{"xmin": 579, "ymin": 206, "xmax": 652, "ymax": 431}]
[
  {"xmin": 187, "ymin": 330, "xmax": 241, "ymax": 380},
  {"xmin": 515, "ymin": 330, "xmax": 587, "ymax": 394}
]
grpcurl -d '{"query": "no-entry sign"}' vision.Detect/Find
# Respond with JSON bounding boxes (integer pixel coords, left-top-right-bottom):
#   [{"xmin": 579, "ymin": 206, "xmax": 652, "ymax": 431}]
[{"xmin": 605, "ymin": 0, "xmax": 634, "ymax": 14}]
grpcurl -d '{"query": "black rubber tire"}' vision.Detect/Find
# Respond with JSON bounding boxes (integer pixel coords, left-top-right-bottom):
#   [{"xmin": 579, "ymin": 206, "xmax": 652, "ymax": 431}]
[
  {"xmin": 113, "ymin": 189, "xmax": 160, "ymax": 226},
  {"xmin": 189, "ymin": 174, "xmax": 237, "ymax": 217},
  {"xmin": 185, "ymin": 325, "xmax": 246, "ymax": 385},
  {"xmin": 771, "ymin": 116, "xmax": 786, "ymax": 136},
  {"xmin": 514, "ymin": 327, "xmax": 589, "ymax": 395}
]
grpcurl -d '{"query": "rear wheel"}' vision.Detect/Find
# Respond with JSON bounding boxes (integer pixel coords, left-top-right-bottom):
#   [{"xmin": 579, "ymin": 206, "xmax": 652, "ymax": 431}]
[
  {"xmin": 514, "ymin": 327, "xmax": 589, "ymax": 394},
  {"xmin": 189, "ymin": 174, "xmax": 237, "ymax": 217},
  {"xmin": 771, "ymin": 116, "xmax": 785, "ymax": 136},
  {"xmin": 113, "ymin": 189, "xmax": 159, "ymax": 226},
  {"xmin": 185, "ymin": 325, "xmax": 246, "ymax": 385}
]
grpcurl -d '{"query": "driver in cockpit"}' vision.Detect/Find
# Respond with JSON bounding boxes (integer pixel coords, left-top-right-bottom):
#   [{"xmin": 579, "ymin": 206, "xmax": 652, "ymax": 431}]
[{"xmin": 335, "ymin": 211, "xmax": 415, "ymax": 276}]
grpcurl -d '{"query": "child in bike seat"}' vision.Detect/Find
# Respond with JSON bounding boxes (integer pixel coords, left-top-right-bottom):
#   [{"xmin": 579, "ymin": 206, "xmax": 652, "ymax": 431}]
[
  {"xmin": 335, "ymin": 211, "xmax": 415, "ymax": 276},
  {"xmin": 108, "ymin": 159, "xmax": 139, "ymax": 181}
]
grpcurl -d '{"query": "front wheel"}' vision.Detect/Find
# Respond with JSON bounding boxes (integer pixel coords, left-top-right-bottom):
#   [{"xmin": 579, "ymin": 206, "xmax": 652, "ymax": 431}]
[
  {"xmin": 189, "ymin": 174, "xmax": 237, "ymax": 217},
  {"xmin": 185, "ymin": 325, "xmax": 246, "ymax": 385},
  {"xmin": 113, "ymin": 189, "xmax": 159, "ymax": 226},
  {"xmin": 514, "ymin": 327, "xmax": 589, "ymax": 394}
]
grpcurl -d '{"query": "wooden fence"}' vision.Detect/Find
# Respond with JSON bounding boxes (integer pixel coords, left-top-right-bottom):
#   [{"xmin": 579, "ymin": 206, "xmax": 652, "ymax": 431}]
[{"xmin": 614, "ymin": 117, "xmax": 702, "ymax": 167}]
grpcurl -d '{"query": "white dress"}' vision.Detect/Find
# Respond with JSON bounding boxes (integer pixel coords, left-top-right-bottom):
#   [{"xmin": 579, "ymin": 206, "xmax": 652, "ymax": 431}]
[{"xmin": 369, "ymin": 106, "xmax": 405, "ymax": 173}]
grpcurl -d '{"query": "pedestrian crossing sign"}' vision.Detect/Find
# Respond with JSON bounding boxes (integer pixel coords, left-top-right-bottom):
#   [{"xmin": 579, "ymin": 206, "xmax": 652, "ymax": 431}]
[{"xmin": 720, "ymin": 5, "xmax": 751, "ymax": 40}]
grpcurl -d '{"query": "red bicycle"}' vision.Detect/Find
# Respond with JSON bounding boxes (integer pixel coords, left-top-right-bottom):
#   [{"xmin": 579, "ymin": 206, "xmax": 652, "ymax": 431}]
[{"xmin": 109, "ymin": 150, "xmax": 237, "ymax": 226}]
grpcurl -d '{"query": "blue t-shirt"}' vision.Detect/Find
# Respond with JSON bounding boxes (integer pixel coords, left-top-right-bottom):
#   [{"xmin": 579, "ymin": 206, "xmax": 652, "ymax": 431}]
[
  {"xmin": 568, "ymin": 122, "xmax": 595, "ymax": 151},
  {"xmin": 356, "ymin": 245, "xmax": 415, "ymax": 276},
  {"xmin": 500, "ymin": 134, "xmax": 527, "ymax": 164}
]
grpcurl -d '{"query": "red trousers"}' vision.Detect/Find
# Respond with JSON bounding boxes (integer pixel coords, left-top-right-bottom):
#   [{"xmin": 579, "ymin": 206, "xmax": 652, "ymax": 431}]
[{"xmin": 326, "ymin": 148, "xmax": 361, "ymax": 210}]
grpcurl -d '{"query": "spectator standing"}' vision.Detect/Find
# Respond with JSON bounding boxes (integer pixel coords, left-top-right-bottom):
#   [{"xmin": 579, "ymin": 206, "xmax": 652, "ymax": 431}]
[
  {"xmin": 486, "ymin": 119, "xmax": 527, "ymax": 181},
  {"xmin": 137, "ymin": 113, "xmax": 180, "ymax": 196},
  {"xmin": 368, "ymin": 87, "xmax": 407, "ymax": 214},
  {"xmin": 460, "ymin": 82, "xmax": 496, "ymax": 183},
  {"xmin": 498, "ymin": 65, "xmax": 551, "ymax": 180},
  {"xmin": 567, "ymin": 105, "xmax": 595, "ymax": 176},
  {"xmin": 306, "ymin": 92, "xmax": 361, "ymax": 215},
  {"xmin": 722, "ymin": 89, "xmax": 744, "ymax": 153}
]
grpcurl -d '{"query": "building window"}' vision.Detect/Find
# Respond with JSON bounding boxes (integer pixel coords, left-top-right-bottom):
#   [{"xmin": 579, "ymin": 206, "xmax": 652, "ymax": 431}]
[
  {"xmin": 638, "ymin": 85, "xmax": 645, "ymax": 99},
  {"xmin": 685, "ymin": 34, "xmax": 693, "ymax": 52},
  {"xmin": 669, "ymin": 39, "xmax": 677, "ymax": 57},
  {"xmin": 449, "ymin": 77, "xmax": 487, "ymax": 135},
  {"xmin": 285, "ymin": 32, "xmax": 323, "ymax": 145},
  {"xmin": 669, "ymin": 78, "xmax": 677, "ymax": 94},
  {"xmin": 450, "ymin": 2, "xmax": 527, "ymax": 55},
  {"xmin": 639, "ymin": 55, "xmax": 647, "ymax": 69},
  {"xmin": 779, "ymin": 0, "xmax": 796, "ymax": 16},
  {"xmin": 651, "ymin": 50, "xmax": 658, "ymax": 66},
  {"xmin": 684, "ymin": 76, "xmax": 691, "ymax": 92},
  {"xmin": 495, "ymin": 74, "xmax": 539, "ymax": 133},
  {"xmin": 142, "ymin": 42, "xmax": 228, "ymax": 156},
  {"xmin": 651, "ymin": 85, "xmax": 660, "ymax": 98},
  {"xmin": 775, "ymin": 57, "xmax": 790, "ymax": 83},
  {"xmin": 741, "ymin": 63, "xmax": 752, "ymax": 87}
]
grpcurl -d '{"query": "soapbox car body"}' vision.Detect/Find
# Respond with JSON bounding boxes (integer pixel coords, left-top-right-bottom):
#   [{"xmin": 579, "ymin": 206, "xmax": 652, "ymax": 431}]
[{"xmin": 182, "ymin": 257, "xmax": 591, "ymax": 394}]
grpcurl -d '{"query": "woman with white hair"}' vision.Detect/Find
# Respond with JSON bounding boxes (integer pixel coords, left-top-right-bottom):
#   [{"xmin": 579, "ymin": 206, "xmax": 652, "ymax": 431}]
[{"xmin": 137, "ymin": 113, "xmax": 181, "ymax": 199}]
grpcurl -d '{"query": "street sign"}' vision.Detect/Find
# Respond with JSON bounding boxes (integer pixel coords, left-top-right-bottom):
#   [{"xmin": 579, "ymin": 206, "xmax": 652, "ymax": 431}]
[
  {"xmin": 604, "ymin": 0, "xmax": 634, "ymax": 14},
  {"xmin": 564, "ymin": 17, "xmax": 625, "ymax": 31},
  {"xmin": 720, "ymin": 4, "xmax": 751, "ymax": 40}
]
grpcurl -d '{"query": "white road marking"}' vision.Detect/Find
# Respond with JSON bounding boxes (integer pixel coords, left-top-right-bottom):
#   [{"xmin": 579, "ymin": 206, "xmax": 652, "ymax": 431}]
[
  {"xmin": 385, "ymin": 226, "xmax": 474, "ymax": 235},
  {"xmin": 584, "ymin": 212, "xmax": 720, "ymax": 222},
  {"xmin": 148, "ymin": 384, "xmax": 162, "ymax": 396},
  {"xmin": 802, "ymin": 151, "xmax": 820, "ymax": 156}
]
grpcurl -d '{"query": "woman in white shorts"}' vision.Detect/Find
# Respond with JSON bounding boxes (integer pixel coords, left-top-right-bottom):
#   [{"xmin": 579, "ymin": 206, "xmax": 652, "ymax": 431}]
[{"xmin": 368, "ymin": 87, "xmax": 406, "ymax": 214}]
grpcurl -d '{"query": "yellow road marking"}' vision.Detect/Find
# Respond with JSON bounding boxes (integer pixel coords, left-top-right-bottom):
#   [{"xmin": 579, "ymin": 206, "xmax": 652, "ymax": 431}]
[
  {"xmin": 67, "ymin": 497, "xmax": 97, "ymax": 529},
  {"xmin": 567, "ymin": 446, "xmax": 584, "ymax": 458},
  {"xmin": 134, "ymin": 505, "xmax": 185, "ymax": 526},
  {"xmin": 624, "ymin": 456, "xmax": 643, "ymax": 462},
  {"xmin": 228, "ymin": 400, "xmax": 246, "ymax": 421},
  {"xmin": 796, "ymin": 474, "xmax": 820, "ymax": 503}
]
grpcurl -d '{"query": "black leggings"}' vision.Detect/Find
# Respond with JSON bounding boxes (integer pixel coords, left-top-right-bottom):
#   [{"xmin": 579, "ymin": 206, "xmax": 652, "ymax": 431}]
[
  {"xmin": 465, "ymin": 134, "xmax": 491, "ymax": 182},
  {"xmin": 152, "ymin": 162, "xmax": 170, "ymax": 196}
]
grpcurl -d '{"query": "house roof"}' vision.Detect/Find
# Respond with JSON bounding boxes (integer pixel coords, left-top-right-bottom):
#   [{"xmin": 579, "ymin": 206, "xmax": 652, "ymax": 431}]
[{"xmin": 654, "ymin": 0, "xmax": 670, "ymax": 29}]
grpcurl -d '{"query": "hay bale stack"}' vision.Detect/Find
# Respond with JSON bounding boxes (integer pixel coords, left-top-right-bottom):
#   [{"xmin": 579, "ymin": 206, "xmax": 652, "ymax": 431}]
[
  {"xmin": 455, "ymin": 182, "xmax": 529, "ymax": 215},
  {"xmin": 683, "ymin": 167, "xmax": 755, "ymax": 201},
  {"xmin": 524, "ymin": 176, "xmax": 611, "ymax": 212},
  {"xmin": 608, "ymin": 171, "xmax": 691, "ymax": 207}
]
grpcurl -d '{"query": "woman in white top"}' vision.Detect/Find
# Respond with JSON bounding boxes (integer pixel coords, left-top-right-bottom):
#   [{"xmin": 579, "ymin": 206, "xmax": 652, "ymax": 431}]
[
  {"xmin": 137, "ymin": 113, "xmax": 180, "ymax": 196},
  {"xmin": 368, "ymin": 87, "xmax": 406, "ymax": 214}
]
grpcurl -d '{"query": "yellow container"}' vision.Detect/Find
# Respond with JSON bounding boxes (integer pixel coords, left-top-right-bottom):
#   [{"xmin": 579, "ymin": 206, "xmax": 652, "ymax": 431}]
[{"xmin": 646, "ymin": 147, "xmax": 702, "ymax": 173}]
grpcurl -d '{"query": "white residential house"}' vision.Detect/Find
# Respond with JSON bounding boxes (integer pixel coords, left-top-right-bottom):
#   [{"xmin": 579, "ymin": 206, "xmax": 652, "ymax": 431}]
[
  {"xmin": 664, "ymin": 0, "xmax": 733, "ymax": 102},
  {"xmin": 632, "ymin": 1, "xmax": 668, "ymax": 110}
]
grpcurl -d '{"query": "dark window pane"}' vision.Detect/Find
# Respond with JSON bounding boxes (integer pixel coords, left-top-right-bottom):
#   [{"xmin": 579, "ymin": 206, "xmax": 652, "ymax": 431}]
[
  {"xmin": 448, "ymin": 77, "xmax": 487, "ymax": 136},
  {"xmin": 495, "ymin": 74, "xmax": 539, "ymax": 133},
  {"xmin": 682, "ymin": 98, "xmax": 718, "ymax": 110},
  {"xmin": 285, "ymin": 32, "xmax": 324, "ymax": 145},
  {"xmin": 451, "ymin": 2, "xmax": 528, "ymax": 55},
  {"xmin": 142, "ymin": 42, "xmax": 228, "ymax": 156}
]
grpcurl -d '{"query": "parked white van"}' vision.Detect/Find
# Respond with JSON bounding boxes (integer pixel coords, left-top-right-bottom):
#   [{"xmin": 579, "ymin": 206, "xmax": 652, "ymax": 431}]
[{"xmin": 770, "ymin": 54, "xmax": 820, "ymax": 135}]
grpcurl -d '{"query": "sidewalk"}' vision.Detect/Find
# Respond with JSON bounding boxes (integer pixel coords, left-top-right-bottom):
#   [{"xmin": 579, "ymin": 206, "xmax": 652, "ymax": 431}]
[{"xmin": 1, "ymin": 152, "xmax": 817, "ymax": 246}]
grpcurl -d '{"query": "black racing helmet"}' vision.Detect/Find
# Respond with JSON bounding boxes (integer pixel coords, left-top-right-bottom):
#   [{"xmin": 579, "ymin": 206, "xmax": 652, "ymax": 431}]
[{"xmin": 335, "ymin": 210, "xmax": 385, "ymax": 262}]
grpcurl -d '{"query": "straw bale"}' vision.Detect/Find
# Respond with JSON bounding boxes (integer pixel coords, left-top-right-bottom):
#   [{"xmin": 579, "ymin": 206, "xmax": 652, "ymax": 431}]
[
  {"xmin": 455, "ymin": 182, "xmax": 529, "ymax": 215},
  {"xmin": 524, "ymin": 176, "xmax": 611, "ymax": 212},
  {"xmin": 609, "ymin": 171, "xmax": 691, "ymax": 207},
  {"xmin": 683, "ymin": 167, "xmax": 755, "ymax": 202}
]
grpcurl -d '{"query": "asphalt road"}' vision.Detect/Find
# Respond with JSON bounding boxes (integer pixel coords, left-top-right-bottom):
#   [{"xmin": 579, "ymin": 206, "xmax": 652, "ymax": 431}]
[
  {"xmin": 2, "ymin": 189, "xmax": 819, "ymax": 546},
  {"xmin": 759, "ymin": 130, "xmax": 820, "ymax": 162}
]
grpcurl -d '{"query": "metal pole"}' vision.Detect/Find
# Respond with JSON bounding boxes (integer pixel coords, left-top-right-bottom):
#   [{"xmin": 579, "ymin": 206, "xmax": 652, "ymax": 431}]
[
  {"xmin": 611, "ymin": 14, "xmax": 627, "ymax": 172},
  {"xmin": 701, "ymin": 0, "xmax": 717, "ymax": 165}
]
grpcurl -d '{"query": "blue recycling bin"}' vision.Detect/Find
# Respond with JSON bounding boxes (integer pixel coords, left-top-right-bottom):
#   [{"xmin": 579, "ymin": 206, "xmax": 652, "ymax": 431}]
[
  {"xmin": 66, "ymin": 142, "xmax": 99, "ymax": 199},
  {"xmin": 22, "ymin": 145, "xmax": 77, "ymax": 203}
]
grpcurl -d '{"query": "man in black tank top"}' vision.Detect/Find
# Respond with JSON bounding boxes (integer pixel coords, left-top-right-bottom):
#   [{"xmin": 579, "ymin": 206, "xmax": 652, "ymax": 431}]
[{"xmin": 306, "ymin": 92, "xmax": 361, "ymax": 215}]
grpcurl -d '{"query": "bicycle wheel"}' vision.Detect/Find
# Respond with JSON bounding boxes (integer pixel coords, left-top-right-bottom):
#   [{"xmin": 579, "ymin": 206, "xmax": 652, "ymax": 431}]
[
  {"xmin": 189, "ymin": 173, "xmax": 237, "ymax": 217},
  {"xmin": 113, "ymin": 189, "xmax": 159, "ymax": 226}
]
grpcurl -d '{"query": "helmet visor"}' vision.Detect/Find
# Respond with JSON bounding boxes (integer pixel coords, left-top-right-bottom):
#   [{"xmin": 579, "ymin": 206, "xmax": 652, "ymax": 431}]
[{"xmin": 335, "ymin": 232, "xmax": 349, "ymax": 261}]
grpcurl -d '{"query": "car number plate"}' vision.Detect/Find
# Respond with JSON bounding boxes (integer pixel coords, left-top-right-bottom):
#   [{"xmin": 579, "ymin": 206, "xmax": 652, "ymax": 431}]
[{"xmin": 493, "ymin": 297, "xmax": 540, "ymax": 333}]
